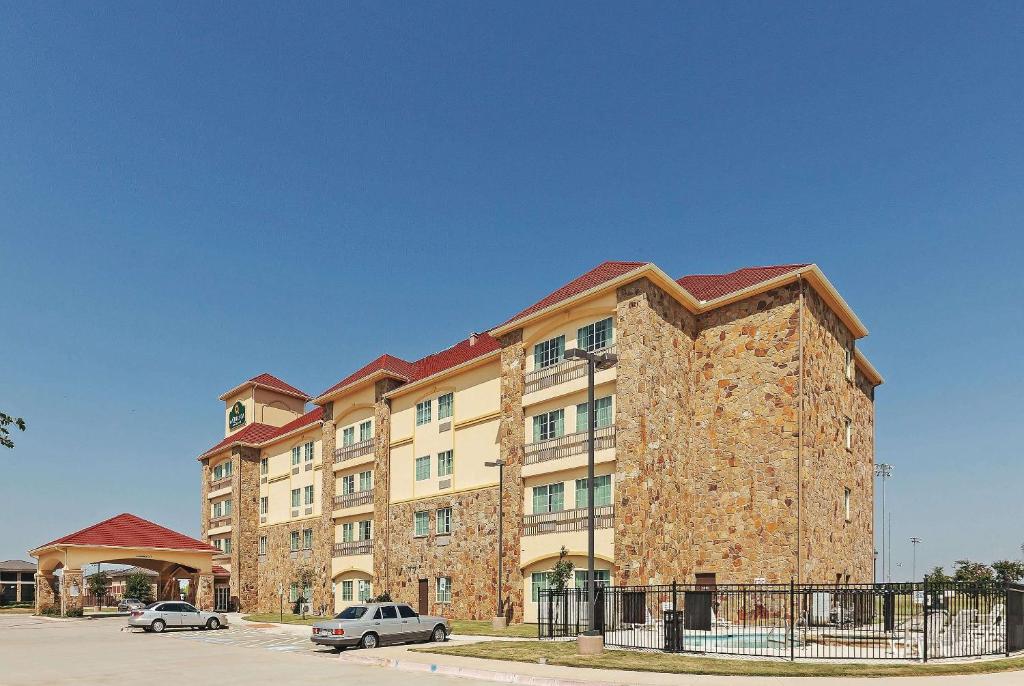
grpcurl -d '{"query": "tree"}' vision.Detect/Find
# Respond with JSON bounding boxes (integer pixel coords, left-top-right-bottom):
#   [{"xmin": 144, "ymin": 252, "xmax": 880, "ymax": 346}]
[
  {"xmin": 924, "ymin": 566, "xmax": 950, "ymax": 584},
  {"xmin": 953, "ymin": 559, "xmax": 994, "ymax": 584},
  {"xmin": 551, "ymin": 546, "xmax": 574, "ymax": 593},
  {"xmin": 87, "ymin": 571, "xmax": 110, "ymax": 611},
  {"xmin": 1, "ymin": 412, "xmax": 26, "ymax": 449},
  {"xmin": 992, "ymin": 560, "xmax": 1024, "ymax": 585},
  {"xmin": 124, "ymin": 572, "xmax": 154, "ymax": 603}
]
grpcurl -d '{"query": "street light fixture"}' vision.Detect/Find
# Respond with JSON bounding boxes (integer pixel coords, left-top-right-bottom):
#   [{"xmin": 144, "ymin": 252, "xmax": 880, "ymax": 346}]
[
  {"xmin": 563, "ymin": 346, "xmax": 618, "ymax": 645},
  {"xmin": 910, "ymin": 537, "xmax": 921, "ymax": 581},
  {"xmin": 484, "ymin": 458, "xmax": 506, "ymax": 629}
]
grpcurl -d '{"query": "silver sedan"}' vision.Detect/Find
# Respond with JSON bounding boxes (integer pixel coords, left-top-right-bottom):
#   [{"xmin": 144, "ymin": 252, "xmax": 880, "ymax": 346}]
[
  {"xmin": 128, "ymin": 601, "xmax": 229, "ymax": 632},
  {"xmin": 311, "ymin": 602, "xmax": 449, "ymax": 650}
]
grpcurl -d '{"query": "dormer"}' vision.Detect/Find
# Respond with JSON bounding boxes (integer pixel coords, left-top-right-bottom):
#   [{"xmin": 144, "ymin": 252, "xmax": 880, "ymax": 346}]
[{"xmin": 219, "ymin": 373, "xmax": 310, "ymax": 437}]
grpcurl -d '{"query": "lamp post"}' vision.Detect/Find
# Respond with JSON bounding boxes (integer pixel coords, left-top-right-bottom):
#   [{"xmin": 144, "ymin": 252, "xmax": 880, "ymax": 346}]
[
  {"xmin": 485, "ymin": 458, "xmax": 506, "ymax": 630},
  {"xmin": 563, "ymin": 346, "xmax": 617, "ymax": 653},
  {"xmin": 910, "ymin": 537, "xmax": 921, "ymax": 581},
  {"xmin": 874, "ymin": 463, "xmax": 893, "ymax": 583}
]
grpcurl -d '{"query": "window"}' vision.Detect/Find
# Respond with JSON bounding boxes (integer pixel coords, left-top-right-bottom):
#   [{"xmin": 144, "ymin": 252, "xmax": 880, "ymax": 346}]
[
  {"xmin": 212, "ymin": 460, "xmax": 233, "ymax": 481},
  {"xmin": 260, "ymin": 496, "xmax": 268, "ymax": 515},
  {"xmin": 258, "ymin": 535, "xmax": 267, "ymax": 556},
  {"xmin": 341, "ymin": 580, "xmax": 353, "ymax": 601},
  {"xmin": 304, "ymin": 485, "xmax": 314, "ymax": 506},
  {"xmin": 534, "ymin": 335, "xmax": 565, "ymax": 370},
  {"xmin": 302, "ymin": 528, "xmax": 313, "ymax": 549},
  {"xmin": 342, "ymin": 522, "xmax": 354, "ymax": 543},
  {"xmin": 398, "ymin": 605, "xmax": 418, "ymax": 618},
  {"xmin": 845, "ymin": 343, "xmax": 855, "ymax": 381},
  {"xmin": 289, "ymin": 583, "xmax": 299, "ymax": 602},
  {"xmin": 575, "ymin": 474, "xmax": 613, "ymax": 508},
  {"xmin": 844, "ymin": 488, "xmax": 852, "ymax": 522},
  {"xmin": 304, "ymin": 441, "xmax": 314, "ymax": 462},
  {"xmin": 341, "ymin": 474, "xmax": 355, "ymax": 495},
  {"xmin": 212, "ymin": 501, "xmax": 223, "ymax": 518},
  {"xmin": 438, "ymin": 393, "xmax": 453, "ymax": 420},
  {"xmin": 414, "ymin": 511, "xmax": 429, "ymax": 537},
  {"xmin": 379, "ymin": 605, "xmax": 397, "ymax": 619},
  {"xmin": 437, "ymin": 450, "xmax": 453, "ymax": 477},
  {"xmin": 359, "ymin": 470, "xmax": 373, "ymax": 492},
  {"xmin": 436, "ymin": 576, "xmax": 452, "ymax": 604},
  {"xmin": 574, "ymin": 570, "xmax": 610, "ymax": 588},
  {"xmin": 532, "ymin": 482, "xmax": 565, "ymax": 514},
  {"xmin": 531, "ymin": 572, "xmax": 551, "ymax": 602},
  {"xmin": 223, "ymin": 499, "xmax": 232, "ymax": 516},
  {"xmin": 291, "ymin": 489, "xmax": 300, "ymax": 508},
  {"xmin": 415, "ymin": 455, "xmax": 431, "ymax": 481},
  {"xmin": 532, "ymin": 409, "xmax": 564, "ymax": 442},
  {"xmin": 291, "ymin": 446, "xmax": 301, "ymax": 466},
  {"xmin": 358, "ymin": 520, "xmax": 372, "ymax": 541},
  {"xmin": 290, "ymin": 531, "xmax": 300, "ymax": 552},
  {"xmin": 358, "ymin": 580, "xmax": 372, "ymax": 601},
  {"xmin": 342, "ymin": 427, "xmax": 355, "ymax": 447},
  {"xmin": 576, "ymin": 396, "xmax": 613, "ymax": 433},
  {"xmin": 436, "ymin": 507, "xmax": 452, "ymax": 535},
  {"xmin": 844, "ymin": 417, "xmax": 852, "ymax": 450},
  {"xmin": 260, "ymin": 458, "xmax": 268, "ymax": 475},
  {"xmin": 359, "ymin": 420, "xmax": 373, "ymax": 442},
  {"xmin": 577, "ymin": 317, "xmax": 613, "ymax": 352},
  {"xmin": 222, "ymin": 538, "xmax": 232, "ymax": 554},
  {"xmin": 416, "ymin": 399, "xmax": 432, "ymax": 425}
]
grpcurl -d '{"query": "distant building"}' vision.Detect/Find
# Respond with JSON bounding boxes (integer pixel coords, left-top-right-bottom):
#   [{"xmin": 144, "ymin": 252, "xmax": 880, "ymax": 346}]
[
  {"xmin": 92, "ymin": 566, "xmax": 159, "ymax": 600},
  {"xmin": 0, "ymin": 560, "xmax": 36, "ymax": 604}
]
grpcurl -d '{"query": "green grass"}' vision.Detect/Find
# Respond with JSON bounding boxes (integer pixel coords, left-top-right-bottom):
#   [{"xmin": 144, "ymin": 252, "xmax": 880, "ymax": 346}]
[
  {"xmin": 449, "ymin": 620, "xmax": 538, "ymax": 639},
  {"xmin": 416, "ymin": 640, "xmax": 1024, "ymax": 677},
  {"xmin": 0, "ymin": 606, "xmax": 35, "ymax": 614},
  {"xmin": 241, "ymin": 613, "xmax": 322, "ymax": 625}
]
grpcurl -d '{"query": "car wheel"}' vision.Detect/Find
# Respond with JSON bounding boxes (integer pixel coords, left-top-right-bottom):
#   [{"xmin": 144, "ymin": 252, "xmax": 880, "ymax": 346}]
[
  {"xmin": 430, "ymin": 625, "xmax": 447, "ymax": 643},
  {"xmin": 151, "ymin": 619, "xmax": 166, "ymax": 633},
  {"xmin": 206, "ymin": 617, "xmax": 220, "ymax": 630},
  {"xmin": 359, "ymin": 632, "xmax": 379, "ymax": 649}
]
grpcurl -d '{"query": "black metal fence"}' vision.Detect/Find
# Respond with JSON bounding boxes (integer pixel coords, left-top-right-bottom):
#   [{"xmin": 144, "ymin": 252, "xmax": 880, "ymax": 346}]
[{"xmin": 539, "ymin": 581, "xmax": 1024, "ymax": 661}]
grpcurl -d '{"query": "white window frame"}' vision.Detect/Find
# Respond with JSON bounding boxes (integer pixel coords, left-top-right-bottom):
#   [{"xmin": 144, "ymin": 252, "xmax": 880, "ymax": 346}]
[
  {"xmin": 437, "ymin": 450, "xmax": 453, "ymax": 477},
  {"xmin": 533, "ymin": 335, "xmax": 565, "ymax": 370},
  {"xmin": 260, "ymin": 496, "xmax": 268, "ymax": 515},
  {"xmin": 342, "ymin": 426, "xmax": 355, "ymax": 447},
  {"xmin": 258, "ymin": 535, "xmax": 267, "ymax": 556},
  {"xmin": 341, "ymin": 580, "xmax": 353, "ymax": 601},
  {"xmin": 302, "ymin": 528, "xmax": 313, "ymax": 549},
  {"xmin": 304, "ymin": 441, "xmax": 314, "ymax": 462},
  {"xmin": 437, "ymin": 393, "xmax": 454, "ymax": 420},
  {"xmin": 436, "ymin": 507, "xmax": 452, "ymax": 535},
  {"xmin": 304, "ymin": 485, "xmax": 314, "ymax": 505},
  {"xmin": 413, "ymin": 511, "xmax": 429, "ymax": 537},
  {"xmin": 342, "ymin": 522, "xmax": 354, "ymax": 543},
  {"xmin": 436, "ymin": 576, "xmax": 452, "ymax": 604},
  {"xmin": 844, "ymin": 487, "xmax": 852, "ymax": 522},
  {"xmin": 415, "ymin": 455, "xmax": 431, "ymax": 481},
  {"xmin": 358, "ymin": 520, "xmax": 372, "ymax": 541},
  {"xmin": 577, "ymin": 317, "xmax": 613, "ymax": 353},
  {"xmin": 532, "ymin": 409, "xmax": 564, "ymax": 442},
  {"xmin": 260, "ymin": 458, "xmax": 268, "ymax": 475},
  {"xmin": 341, "ymin": 474, "xmax": 355, "ymax": 495},
  {"xmin": 575, "ymin": 474, "xmax": 612, "ymax": 508},
  {"xmin": 291, "ymin": 446, "xmax": 301, "ymax": 466},
  {"xmin": 532, "ymin": 482, "xmax": 565, "ymax": 514},
  {"xmin": 844, "ymin": 417, "xmax": 853, "ymax": 450},
  {"xmin": 290, "ymin": 531, "xmax": 300, "ymax": 552},
  {"xmin": 359, "ymin": 420, "xmax": 373, "ymax": 442},
  {"xmin": 359, "ymin": 470, "xmax": 373, "ymax": 492},
  {"xmin": 291, "ymin": 488, "xmax": 300, "ymax": 508},
  {"xmin": 576, "ymin": 396, "xmax": 613, "ymax": 433},
  {"xmin": 416, "ymin": 399, "xmax": 432, "ymax": 425}
]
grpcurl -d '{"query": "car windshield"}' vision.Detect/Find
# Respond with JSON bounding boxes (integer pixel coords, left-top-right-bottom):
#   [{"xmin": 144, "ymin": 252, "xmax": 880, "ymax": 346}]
[{"xmin": 335, "ymin": 606, "xmax": 367, "ymax": 620}]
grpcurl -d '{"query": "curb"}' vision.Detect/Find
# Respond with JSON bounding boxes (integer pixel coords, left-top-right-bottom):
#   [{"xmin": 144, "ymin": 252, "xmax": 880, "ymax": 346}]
[{"xmin": 338, "ymin": 653, "xmax": 631, "ymax": 686}]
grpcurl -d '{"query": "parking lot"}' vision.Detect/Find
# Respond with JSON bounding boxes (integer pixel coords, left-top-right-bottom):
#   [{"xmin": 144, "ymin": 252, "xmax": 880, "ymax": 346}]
[{"xmin": 0, "ymin": 614, "xmax": 471, "ymax": 685}]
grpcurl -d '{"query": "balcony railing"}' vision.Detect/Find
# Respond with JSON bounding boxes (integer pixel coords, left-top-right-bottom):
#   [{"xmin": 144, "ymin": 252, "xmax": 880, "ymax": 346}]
[
  {"xmin": 524, "ymin": 425, "xmax": 615, "ymax": 465},
  {"xmin": 210, "ymin": 476, "xmax": 232, "ymax": 491},
  {"xmin": 334, "ymin": 438, "xmax": 374, "ymax": 463},
  {"xmin": 333, "ymin": 540, "xmax": 373, "ymax": 557},
  {"xmin": 525, "ymin": 344, "xmax": 617, "ymax": 394},
  {"xmin": 208, "ymin": 516, "xmax": 231, "ymax": 529},
  {"xmin": 523, "ymin": 505, "xmax": 615, "ymax": 537},
  {"xmin": 334, "ymin": 489, "xmax": 374, "ymax": 509}
]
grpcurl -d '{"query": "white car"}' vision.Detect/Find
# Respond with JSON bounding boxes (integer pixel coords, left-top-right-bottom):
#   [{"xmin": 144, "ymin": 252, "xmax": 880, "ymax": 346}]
[{"xmin": 128, "ymin": 601, "xmax": 228, "ymax": 632}]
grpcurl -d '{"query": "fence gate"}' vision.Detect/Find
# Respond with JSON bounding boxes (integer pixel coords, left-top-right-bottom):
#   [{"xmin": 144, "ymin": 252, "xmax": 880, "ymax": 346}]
[{"xmin": 1008, "ymin": 585, "xmax": 1024, "ymax": 653}]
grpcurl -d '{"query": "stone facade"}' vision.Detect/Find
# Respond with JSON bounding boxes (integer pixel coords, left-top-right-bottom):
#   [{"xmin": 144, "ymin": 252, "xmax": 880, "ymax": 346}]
[
  {"xmin": 372, "ymin": 378, "xmax": 403, "ymax": 592},
  {"xmin": 311, "ymin": 405, "xmax": 335, "ymax": 614},
  {"xmin": 498, "ymin": 330, "xmax": 526, "ymax": 622},
  {"xmin": 230, "ymin": 446, "xmax": 261, "ymax": 609},
  {"xmin": 253, "ymin": 518, "xmax": 322, "ymax": 613}
]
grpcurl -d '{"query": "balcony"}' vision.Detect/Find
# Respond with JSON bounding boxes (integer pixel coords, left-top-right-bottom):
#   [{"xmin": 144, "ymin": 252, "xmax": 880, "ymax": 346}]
[
  {"xmin": 334, "ymin": 489, "xmax": 374, "ymax": 509},
  {"xmin": 334, "ymin": 540, "xmax": 373, "ymax": 557},
  {"xmin": 525, "ymin": 344, "xmax": 617, "ymax": 395},
  {"xmin": 209, "ymin": 516, "xmax": 232, "ymax": 529},
  {"xmin": 524, "ymin": 425, "xmax": 615, "ymax": 465},
  {"xmin": 209, "ymin": 476, "xmax": 232, "ymax": 492},
  {"xmin": 334, "ymin": 438, "xmax": 374, "ymax": 463},
  {"xmin": 522, "ymin": 505, "xmax": 615, "ymax": 537}
]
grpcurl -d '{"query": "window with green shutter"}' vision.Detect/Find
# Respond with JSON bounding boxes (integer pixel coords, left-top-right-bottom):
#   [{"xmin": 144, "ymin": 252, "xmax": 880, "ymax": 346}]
[
  {"xmin": 577, "ymin": 317, "xmax": 613, "ymax": 352},
  {"xmin": 342, "ymin": 522, "xmax": 354, "ymax": 542},
  {"xmin": 437, "ymin": 450, "xmax": 453, "ymax": 477},
  {"xmin": 341, "ymin": 474, "xmax": 354, "ymax": 495},
  {"xmin": 304, "ymin": 485, "xmax": 314, "ymax": 505},
  {"xmin": 342, "ymin": 427, "xmax": 355, "ymax": 446},
  {"xmin": 303, "ymin": 441, "xmax": 314, "ymax": 462},
  {"xmin": 342, "ymin": 580, "xmax": 353, "ymax": 601},
  {"xmin": 532, "ymin": 409, "xmax": 564, "ymax": 442},
  {"xmin": 575, "ymin": 474, "xmax": 612, "ymax": 508},
  {"xmin": 532, "ymin": 482, "xmax": 564, "ymax": 514},
  {"xmin": 415, "ymin": 455, "xmax": 431, "ymax": 481},
  {"xmin": 359, "ymin": 420, "xmax": 372, "ymax": 442},
  {"xmin": 414, "ymin": 511, "xmax": 429, "ymax": 537},
  {"xmin": 291, "ymin": 489, "xmax": 300, "ymax": 508},
  {"xmin": 437, "ymin": 393, "xmax": 453, "ymax": 420},
  {"xmin": 291, "ymin": 446, "xmax": 301, "ymax": 465},
  {"xmin": 533, "ymin": 335, "xmax": 565, "ymax": 369},
  {"xmin": 416, "ymin": 400, "xmax": 432, "ymax": 425},
  {"xmin": 290, "ymin": 531, "xmax": 300, "ymax": 551},
  {"xmin": 531, "ymin": 572, "xmax": 551, "ymax": 602},
  {"xmin": 359, "ymin": 470, "xmax": 373, "ymax": 491},
  {"xmin": 576, "ymin": 396, "xmax": 613, "ymax": 433},
  {"xmin": 574, "ymin": 570, "xmax": 610, "ymax": 588}
]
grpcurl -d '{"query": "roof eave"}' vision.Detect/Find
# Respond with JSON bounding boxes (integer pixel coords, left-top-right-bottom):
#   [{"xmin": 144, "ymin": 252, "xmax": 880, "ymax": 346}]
[
  {"xmin": 29, "ymin": 541, "xmax": 219, "ymax": 557},
  {"xmin": 218, "ymin": 381, "xmax": 310, "ymax": 402},
  {"xmin": 855, "ymin": 348, "xmax": 884, "ymax": 386},
  {"xmin": 254, "ymin": 420, "xmax": 324, "ymax": 450},
  {"xmin": 385, "ymin": 349, "xmax": 502, "ymax": 400},
  {"xmin": 312, "ymin": 369, "xmax": 411, "ymax": 406}
]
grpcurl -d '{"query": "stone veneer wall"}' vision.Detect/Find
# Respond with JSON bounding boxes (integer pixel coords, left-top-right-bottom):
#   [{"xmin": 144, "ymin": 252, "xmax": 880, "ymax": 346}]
[
  {"xmin": 798, "ymin": 286, "xmax": 874, "ymax": 582},
  {"xmin": 311, "ymin": 408, "xmax": 335, "ymax": 614},
  {"xmin": 199, "ymin": 459, "xmax": 211, "ymax": 539},
  {"xmin": 689, "ymin": 283, "xmax": 803, "ymax": 583},
  {"xmin": 384, "ymin": 489, "xmax": 501, "ymax": 619},
  {"xmin": 613, "ymin": 277, "xmax": 698, "ymax": 584},
  {"xmin": 254, "ymin": 518, "xmax": 321, "ymax": 613},
  {"xmin": 231, "ymin": 446, "xmax": 261, "ymax": 610},
  {"xmin": 498, "ymin": 330, "xmax": 526, "ymax": 622},
  {"xmin": 372, "ymin": 378, "xmax": 403, "ymax": 593}
]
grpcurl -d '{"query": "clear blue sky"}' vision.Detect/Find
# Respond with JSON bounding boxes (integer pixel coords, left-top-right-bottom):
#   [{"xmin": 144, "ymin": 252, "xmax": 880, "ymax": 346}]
[{"xmin": 2, "ymin": 2, "xmax": 1021, "ymax": 579}]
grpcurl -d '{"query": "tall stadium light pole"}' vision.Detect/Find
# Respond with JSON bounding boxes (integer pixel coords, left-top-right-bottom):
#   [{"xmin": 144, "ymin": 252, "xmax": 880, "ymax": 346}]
[
  {"xmin": 910, "ymin": 537, "xmax": 921, "ymax": 581},
  {"xmin": 484, "ymin": 458, "xmax": 506, "ymax": 628},
  {"xmin": 874, "ymin": 463, "xmax": 893, "ymax": 583},
  {"xmin": 563, "ymin": 346, "xmax": 618, "ymax": 639}
]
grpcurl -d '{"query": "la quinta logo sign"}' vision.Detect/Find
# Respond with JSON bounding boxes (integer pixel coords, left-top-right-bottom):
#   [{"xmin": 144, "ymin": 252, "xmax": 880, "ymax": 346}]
[{"xmin": 228, "ymin": 401, "xmax": 246, "ymax": 430}]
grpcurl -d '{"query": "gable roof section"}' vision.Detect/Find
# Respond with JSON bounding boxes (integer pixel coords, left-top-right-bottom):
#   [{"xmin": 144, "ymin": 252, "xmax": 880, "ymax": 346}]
[
  {"xmin": 219, "ymin": 373, "xmax": 310, "ymax": 401},
  {"xmin": 676, "ymin": 264, "xmax": 810, "ymax": 301},
  {"xmin": 32, "ymin": 513, "xmax": 218, "ymax": 553},
  {"xmin": 0, "ymin": 559, "xmax": 36, "ymax": 571},
  {"xmin": 315, "ymin": 354, "xmax": 416, "ymax": 402},
  {"xmin": 409, "ymin": 333, "xmax": 501, "ymax": 381},
  {"xmin": 197, "ymin": 407, "xmax": 324, "ymax": 460}
]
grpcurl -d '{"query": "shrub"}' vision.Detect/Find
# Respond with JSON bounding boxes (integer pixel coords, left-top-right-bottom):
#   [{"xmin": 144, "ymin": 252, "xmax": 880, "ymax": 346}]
[
  {"xmin": 38, "ymin": 605, "xmax": 61, "ymax": 617},
  {"xmin": 65, "ymin": 607, "xmax": 84, "ymax": 618},
  {"xmin": 370, "ymin": 591, "xmax": 393, "ymax": 603}
]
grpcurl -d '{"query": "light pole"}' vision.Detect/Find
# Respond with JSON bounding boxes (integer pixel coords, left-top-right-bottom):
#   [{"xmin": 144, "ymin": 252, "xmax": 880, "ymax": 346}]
[
  {"xmin": 874, "ymin": 463, "xmax": 893, "ymax": 583},
  {"xmin": 910, "ymin": 537, "xmax": 921, "ymax": 581},
  {"xmin": 485, "ymin": 458, "xmax": 506, "ymax": 629},
  {"xmin": 563, "ymin": 346, "xmax": 617, "ymax": 651}
]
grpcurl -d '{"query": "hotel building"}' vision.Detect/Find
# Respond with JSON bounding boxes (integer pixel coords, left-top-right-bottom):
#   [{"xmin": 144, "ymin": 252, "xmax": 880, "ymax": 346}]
[{"xmin": 197, "ymin": 261, "xmax": 882, "ymax": 621}]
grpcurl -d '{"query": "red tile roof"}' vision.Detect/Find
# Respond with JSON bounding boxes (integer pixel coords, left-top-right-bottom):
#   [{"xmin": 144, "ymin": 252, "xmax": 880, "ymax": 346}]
[
  {"xmin": 676, "ymin": 264, "xmax": 809, "ymax": 301},
  {"xmin": 198, "ymin": 407, "xmax": 324, "ymax": 460},
  {"xmin": 409, "ymin": 333, "xmax": 500, "ymax": 382},
  {"xmin": 212, "ymin": 565, "xmax": 230, "ymax": 577},
  {"xmin": 495, "ymin": 261, "xmax": 650, "ymax": 329},
  {"xmin": 34, "ymin": 513, "xmax": 218, "ymax": 553},
  {"xmin": 221, "ymin": 373, "xmax": 310, "ymax": 401},
  {"xmin": 317, "ymin": 354, "xmax": 416, "ymax": 400}
]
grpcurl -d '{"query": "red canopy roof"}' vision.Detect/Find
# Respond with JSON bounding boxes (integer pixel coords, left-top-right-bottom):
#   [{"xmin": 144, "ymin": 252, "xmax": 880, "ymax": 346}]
[{"xmin": 34, "ymin": 513, "xmax": 218, "ymax": 553}]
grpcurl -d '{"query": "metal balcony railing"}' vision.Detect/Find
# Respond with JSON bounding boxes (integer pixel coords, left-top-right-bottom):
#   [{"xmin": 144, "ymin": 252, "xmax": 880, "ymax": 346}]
[
  {"xmin": 334, "ymin": 438, "xmax": 374, "ymax": 463},
  {"xmin": 208, "ymin": 516, "xmax": 232, "ymax": 529},
  {"xmin": 333, "ymin": 540, "xmax": 373, "ymax": 557},
  {"xmin": 334, "ymin": 489, "xmax": 374, "ymax": 509},
  {"xmin": 522, "ymin": 505, "xmax": 615, "ymax": 537},
  {"xmin": 524, "ymin": 425, "xmax": 616, "ymax": 465},
  {"xmin": 524, "ymin": 344, "xmax": 617, "ymax": 394},
  {"xmin": 210, "ymin": 476, "xmax": 232, "ymax": 491}
]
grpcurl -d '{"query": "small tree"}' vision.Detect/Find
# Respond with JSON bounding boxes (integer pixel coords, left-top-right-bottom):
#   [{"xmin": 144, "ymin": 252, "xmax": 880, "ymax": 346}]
[
  {"xmin": 924, "ymin": 566, "xmax": 950, "ymax": 584},
  {"xmin": 992, "ymin": 560, "xmax": 1024, "ymax": 585},
  {"xmin": 551, "ymin": 546, "xmax": 574, "ymax": 593},
  {"xmin": 953, "ymin": 559, "xmax": 994, "ymax": 584},
  {"xmin": 87, "ymin": 571, "xmax": 110, "ymax": 611},
  {"xmin": 124, "ymin": 572, "xmax": 154, "ymax": 603},
  {"xmin": 1, "ymin": 412, "xmax": 26, "ymax": 449}
]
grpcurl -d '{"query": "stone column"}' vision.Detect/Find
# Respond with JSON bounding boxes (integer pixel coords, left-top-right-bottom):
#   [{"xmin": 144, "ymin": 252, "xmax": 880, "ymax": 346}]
[
  {"xmin": 373, "ymin": 378, "xmax": 401, "ymax": 595},
  {"xmin": 233, "ymin": 446, "xmax": 261, "ymax": 610},
  {"xmin": 195, "ymin": 573, "xmax": 215, "ymax": 610},
  {"xmin": 158, "ymin": 573, "xmax": 178, "ymax": 601},
  {"xmin": 34, "ymin": 571, "xmax": 57, "ymax": 614},
  {"xmin": 313, "ymin": 402, "xmax": 336, "ymax": 616},
  {"xmin": 61, "ymin": 569, "xmax": 84, "ymax": 614},
  {"xmin": 498, "ymin": 330, "xmax": 526, "ymax": 623}
]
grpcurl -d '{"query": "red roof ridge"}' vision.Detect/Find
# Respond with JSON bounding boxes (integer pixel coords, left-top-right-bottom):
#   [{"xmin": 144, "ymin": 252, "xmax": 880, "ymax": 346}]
[
  {"xmin": 33, "ymin": 512, "xmax": 218, "ymax": 553},
  {"xmin": 219, "ymin": 373, "xmax": 310, "ymax": 401},
  {"xmin": 677, "ymin": 263, "xmax": 810, "ymax": 301}
]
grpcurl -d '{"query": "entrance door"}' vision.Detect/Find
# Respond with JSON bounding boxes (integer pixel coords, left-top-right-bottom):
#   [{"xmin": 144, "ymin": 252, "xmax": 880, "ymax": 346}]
[
  {"xmin": 418, "ymin": 579, "xmax": 428, "ymax": 615},
  {"xmin": 214, "ymin": 586, "xmax": 230, "ymax": 611}
]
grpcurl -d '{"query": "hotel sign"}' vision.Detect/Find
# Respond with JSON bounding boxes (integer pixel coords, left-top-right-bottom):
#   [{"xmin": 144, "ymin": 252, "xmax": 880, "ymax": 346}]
[{"xmin": 228, "ymin": 401, "xmax": 246, "ymax": 430}]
